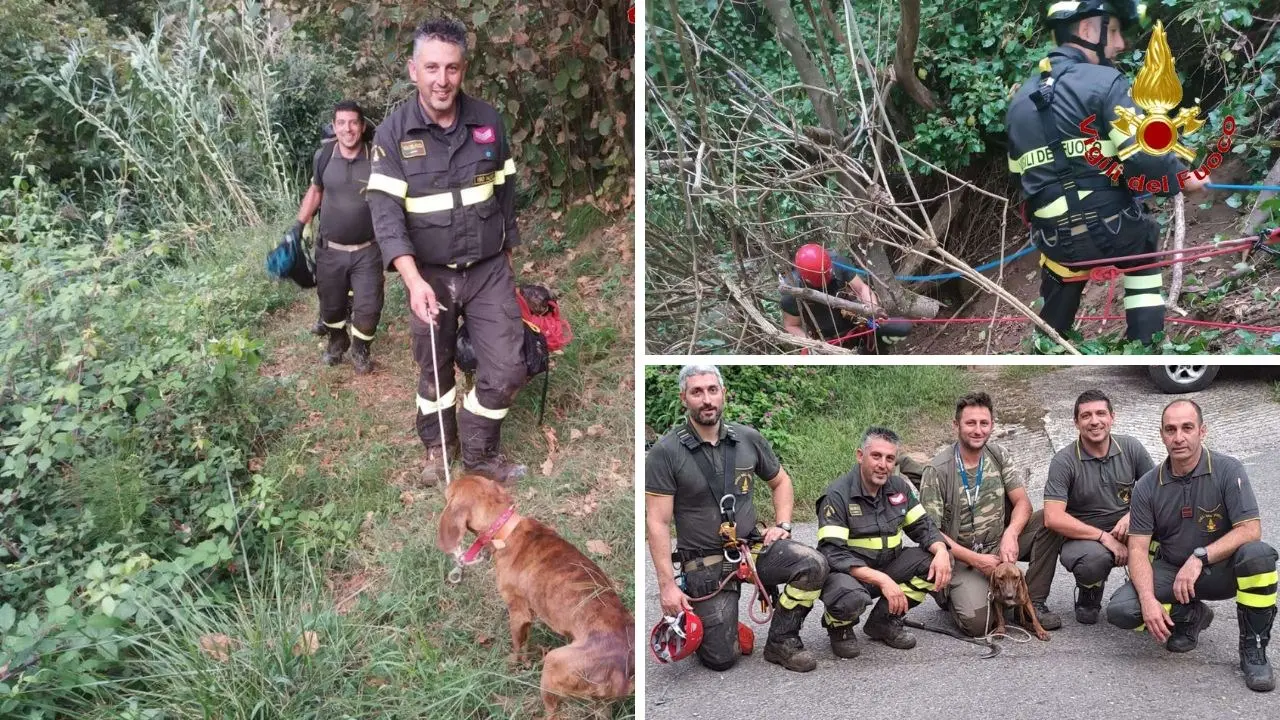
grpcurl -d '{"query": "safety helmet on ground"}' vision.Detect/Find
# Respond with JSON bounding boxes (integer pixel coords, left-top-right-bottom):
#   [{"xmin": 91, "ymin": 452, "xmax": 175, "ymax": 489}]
[
  {"xmin": 650, "ymin": 611, "xmax": 704, "ymax": 663},
  {"xmin": 794, "ymin": 243, "xmax": 834, "ymax": 288}
]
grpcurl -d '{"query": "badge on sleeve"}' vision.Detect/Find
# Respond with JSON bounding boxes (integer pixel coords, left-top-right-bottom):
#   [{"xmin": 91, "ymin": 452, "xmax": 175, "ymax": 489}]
[
  {"xmin": 889, "ymin": 492, "xmax": 907, "ymax": 506},
  {"xmin": 472, "ymin": 126, "xmax": 496, "ymax": 144},
  {"xmin": 400, "ymin": 140, "xmax": 426, "ymax": 158}
]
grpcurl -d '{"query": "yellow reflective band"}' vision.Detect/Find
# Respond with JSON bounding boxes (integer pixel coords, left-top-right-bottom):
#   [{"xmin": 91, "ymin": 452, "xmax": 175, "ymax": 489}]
[
  {"xmin": 1034, "ymin": 196, "xmax": 1068, "ymax": 218},
  {"xmin": 1047, "ymin": 2, "xmax": 1079, "ymax": 18},
  {"xmin": 1039, "ymin": 57, "xmax": 1053, "ymax": 73},
  {"xmin": 404, "ymin": 182, "xmax": 496, "ymax": 215},
  {"xmin": 1079, "ymin": 581, "xmax": 1103, "ymax": 588},
  {"xmin": 463, "ymin": 388, "xmax": 509, "ymax": 420},
  {"xmin": 778, "ymin": 593, "xmax": 801, "ymax": 609},
  {"xmin": 817, "ymin": 525, "xmax": 850, "ymax": 542},
  {"xmin": 1237, "ymin": 590, "xmax": 1278, "ymax": 608},
  {"xmin": 1040, "ymin": 253, "xmax": 1089, "ymax": 279},
  {"xmin": 1008, "ymin": 139, "xmax": 1119, "ymax": 174},
  {"xmin": 904, "ymin": 505, "xmax": 926, "ymax": 525},
  {"xmin": 1123, "ymin": 273, "xmax": 1164, "ymax": 290},
  {"xmin": 1239, "ymin": 571, "xmax": 1279, "ymax": 590},
  {"xmin": 824, "ymin": 612, "xmax": 853, "ymax": 628},
  {"xmin": 367, "ymin": 172, "xmax": 408, "ymax": 198},
  {"xmin": 350, "ymin": 326, "xmax": 375, "ymax": 341},
  {"xmin": 1123, "ymin": 293, "xmax": 1166, "ymax": 310},
  {"xmin": 899, "ymin": 583, "xmax": 927, "ymax": 602},
  {"xmin": 848, "ymin": 532, "xmax": 903, "ymax": 550},
  {"xmin": 783, "ymin": 585, "xmax": 821, "ymax": 601},
  {"xmin": 503, "ymin": 158, "xmax": 516, "ymax": 176},
  {"xmin": 907, "ymin": 576, "xmax": 935, "ymax": 591},
  {"xmin": 323, "ymin": 319, "xmax": 347, "ymax": 329},
  {"xmin": 416, "ymin": 387, "xmax": 457, "ymax": 414}
]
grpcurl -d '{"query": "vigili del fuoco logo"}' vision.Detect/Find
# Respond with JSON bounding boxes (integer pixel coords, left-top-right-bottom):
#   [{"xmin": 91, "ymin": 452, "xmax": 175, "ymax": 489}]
[{"xmin": 1077, "ymin": 21, "xmax": 1235, "ymax": 194}]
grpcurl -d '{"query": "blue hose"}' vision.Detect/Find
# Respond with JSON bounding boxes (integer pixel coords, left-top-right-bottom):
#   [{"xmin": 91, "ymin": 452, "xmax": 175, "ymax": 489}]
[
  {"xmin": 831, "ymin": 244, "xmax": 1036, "ymax": 283},
  {"xmin": 1206, "ymin": 183, "xmax": 1280, "ymax": 193}
]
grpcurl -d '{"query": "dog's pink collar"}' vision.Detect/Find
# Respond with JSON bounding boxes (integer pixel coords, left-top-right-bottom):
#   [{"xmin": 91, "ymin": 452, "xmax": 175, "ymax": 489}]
[{"xmin": 460, "ymin": 505, "xmax": 516, "ymax": 565}]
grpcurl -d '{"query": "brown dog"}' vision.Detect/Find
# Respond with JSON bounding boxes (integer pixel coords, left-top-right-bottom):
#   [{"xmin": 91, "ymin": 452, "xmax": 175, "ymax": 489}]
[
  {"xmin": 988, "ymin": 562, "xmax": 1050, "ymax": 641},
  {"xmin": 437, "ymin": 474, "xmax": 635, "ymax": 718}
]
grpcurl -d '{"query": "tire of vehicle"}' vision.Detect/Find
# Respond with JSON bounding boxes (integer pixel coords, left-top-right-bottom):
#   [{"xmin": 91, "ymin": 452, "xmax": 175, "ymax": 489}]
[{"xmin": 1147, "ymin": 365, "xmax": 1220, "ymax": 394}]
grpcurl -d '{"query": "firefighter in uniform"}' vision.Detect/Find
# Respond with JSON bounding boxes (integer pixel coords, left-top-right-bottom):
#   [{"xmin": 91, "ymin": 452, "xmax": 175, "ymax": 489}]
[
  {"xmin": 1006, "ymin": 2, "xmax": 1210, "ymax": 343},
  {"xmin": 1042, "ymin": 389, "xmax": 1154, "ymax": 624},
  {"xmin": 919, "ymin": 392, "xmax": 1064, "ymax": 636},
  {"xmin": 780, "ymin": 244, "xmax": 910, "ymax": 352},
  {"xmin": 291, "ymin": 100, "xmax": 384, "ymax": 374},
  {"xmin": 1107, "ymin": 399, "xmax": 1277, "ymax": 692},
  {"xmin": 816, "ymin": 427, "xmax": 951, "ymax": 658},
  {"xmin": 367, "ymin": 19, "xmax": 526, "ymax": 485},
  {"xmin": 645, "ymin": 364, "xmax": 829, "ymax": 673}
]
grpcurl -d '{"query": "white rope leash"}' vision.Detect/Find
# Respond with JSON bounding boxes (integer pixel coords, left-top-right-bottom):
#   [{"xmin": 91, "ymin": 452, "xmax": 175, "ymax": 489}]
[{"xmin": 427, "ymin": 317, "xmax": 451, "ymax": 487}]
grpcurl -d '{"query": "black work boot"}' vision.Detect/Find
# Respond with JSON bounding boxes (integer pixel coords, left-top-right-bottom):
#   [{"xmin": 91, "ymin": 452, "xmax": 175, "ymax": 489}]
[
  {"xmin": 311, "ymin": 314, "xmax": 327, "ymax": 337},
  {"xmin": 1075, "ymin": 584, "xmax": 1105, "ymax": 625},
  {"xmin": 350, "ymin": 337, "xmax": 373, "ymax": 375},
  {"xmin": 825, "ymin": 622, "xmax": 860, "ymax": 659},
  {"xmin": 467, "ymin": 454, "xmax": 527, "ymax": 487},
  {"xmin": 1239, "ymin": 605, "xmax": 1276, "ymax": 692},
  {"xmin": 1167, "ymin": 600, "xmax": 1214, "ymax": 653},
  {"xmin": 863, "ymin": 598, "xmax": 916, "ymax": 650},
  {"xmin": 322, "ymin": 327, "xmax": 349, "ymax": 366},
  {"xmin": 419, "ymin": 443, "xmax": 458, "ymax": 488},
  {"xmin": 762, "ymin": 605, "xmax": 817, "ymax": 672}
]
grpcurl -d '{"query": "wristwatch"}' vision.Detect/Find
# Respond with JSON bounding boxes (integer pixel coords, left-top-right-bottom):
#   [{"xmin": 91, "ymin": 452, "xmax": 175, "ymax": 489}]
[
  {"xmin": 776, "ymin": 522, "xmax": 793, "ymax": 533},
  {"xmin": 1193, "ymin": 546, "xmax": 1208, "ymax": 564}
]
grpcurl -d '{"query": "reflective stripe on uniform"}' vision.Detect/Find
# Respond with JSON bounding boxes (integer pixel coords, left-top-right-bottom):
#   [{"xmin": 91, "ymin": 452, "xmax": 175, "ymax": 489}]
[
  {"xmin": 323, "ymin": 319, "xmax": 347, "ymax": 329},
  {"xmin": 463, "ymin": 388, "xmax": 509, "ymax": 420},
  {"xmin": 817, "ymin": 525, "xmax": 851, "ymax": 542},
  {"xmin": 778, "ymin": 584, "xmax": 820, "ymax": 609},
  {"xmin": 404, "ymin": 182, "xmax": 495, "ymax": 215},
  {"xmin": 1237, "ymin": 570, "xmax": 1279, "ymax": 608},
  {"xmin": 1033, "ymin": 190, "xmax": 1099, "ymax": 219},
  {"xmin": 904, "ymin": 505, "xmax": 926, "ymax": 526},
  {"xmin": 1122, "ymin": 272, "xmax": 1164, "ymax": 309},
  {"xmin": 493, "ymin": 158, "xmax": 517, "ymax": 186},
  {"xmin": 1008, "ymin": 138, "xmax": 1118, "ymax": 174},
  {"xmin": 898, "ymin": 576, "xmax": 935, "ymax": 603},
  {"xmin": 350, "ymin": 325, "xmax": 375, "ymax": 341},
  {"xmin": 416, "ymin": 387, "xmax": 457, "ymax": 414},
  {"xmin": 1040, "ymin": 253, "xmax": 1089, "ymax": 279},
  {"xmin": 848, "ymin": 531, "xmax": 904, "ymax": 550},
  {"xmin": 367, "ymin": 172, "xmax": 408, "ymax": 198},
  {"xmin": 1122, "ymin": 273, "xmax": 1163, "ymax": 290},
  {"xmin": 824, "ymin": 611, "xmax": 853, "ymax": 628}
]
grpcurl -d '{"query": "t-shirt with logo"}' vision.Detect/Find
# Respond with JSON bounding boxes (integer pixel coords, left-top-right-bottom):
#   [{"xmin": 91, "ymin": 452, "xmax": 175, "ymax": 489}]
[
  {"xmin": 1044, "ymin": 434, "xmax": 1154, "ymax": 530},
  {"xmin": 645, "ymin": 420, "xmax": 782, "ymax": 552}
]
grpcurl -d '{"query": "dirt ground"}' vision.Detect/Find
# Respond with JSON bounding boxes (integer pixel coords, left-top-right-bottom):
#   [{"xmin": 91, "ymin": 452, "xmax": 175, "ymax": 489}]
[{"xmin": 901, "ymin": 198, "xmax": 1279, "ymax": 354}]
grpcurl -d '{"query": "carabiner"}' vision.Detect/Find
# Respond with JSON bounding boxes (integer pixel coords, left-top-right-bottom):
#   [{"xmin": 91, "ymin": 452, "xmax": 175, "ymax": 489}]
[
  {"xmin": 723, "ymin": 545, "xmax": 743, "ymax": 564},
  {"xmin": 719, "ymin": 493, "xmax": 737, "ymax": 518}
]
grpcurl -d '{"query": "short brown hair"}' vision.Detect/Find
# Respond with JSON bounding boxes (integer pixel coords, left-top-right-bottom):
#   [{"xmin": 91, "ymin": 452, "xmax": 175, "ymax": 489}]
[{"xmin": 955, "ymin": 392, "xmax": 994, "ymax": 422}]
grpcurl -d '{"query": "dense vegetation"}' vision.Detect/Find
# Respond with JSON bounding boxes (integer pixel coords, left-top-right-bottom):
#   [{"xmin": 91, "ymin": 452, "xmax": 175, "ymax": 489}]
[
  {"xmin": 1, "ymin": 0, "xmax": 633, "ymax": 714},
  {"xmin": 646, "ymin": 0, "xmax": 1280, "ymax": 353}
]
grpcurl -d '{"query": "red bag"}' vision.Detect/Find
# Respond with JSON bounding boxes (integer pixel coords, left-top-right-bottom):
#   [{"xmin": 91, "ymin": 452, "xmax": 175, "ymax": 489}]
[{"xmin": 516, "ymin": 290, "xmax": 572, "ymax": 352}]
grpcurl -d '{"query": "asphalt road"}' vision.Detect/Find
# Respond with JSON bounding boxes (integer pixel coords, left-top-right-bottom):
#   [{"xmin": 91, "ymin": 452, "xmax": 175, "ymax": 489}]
[{"xmin": 645, "ymin": 366, "xmax": 1280, "ymax": 718}]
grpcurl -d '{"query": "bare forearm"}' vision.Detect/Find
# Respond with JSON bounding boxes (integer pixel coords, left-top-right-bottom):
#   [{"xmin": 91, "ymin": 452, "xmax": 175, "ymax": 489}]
[
  {"xmin": 941, "ymin": 532, "xmax": 982, "ymax": 566},
  {"xmin": 1205, "ymin": 521, "xmax": 1261, "ymax": 564},
  {"xmin": 392, "ymin": 254, "xmax": 424, "ymax": 286},
  {"xmin": 851, "ymin": 566, "xmax": 893, "ymax": 588},
  {"xmin": 768, "ymin": 472, "xmax": 795, "ymax": 523},
  {"xmin": 646, "ymin": 517, "xmax": 677, "ymax": 592},
  {"xmin": 781, "ymin": 314, "xmax": 808, "ymax": 338},
  {"xmin": 1128, "ymin": 536, "xmax": 1157, "ymax": 602},
  {"xmin": 1045, "ymin": 503, "xmax": 1107, "ymax": 540},
  {"xmin": 296, "ymin": 185, "xmax": 322, "ymax": 224},
  {"xmin": 1006, "ymin": 498, "xmax": 1031, "ymax": 537}
]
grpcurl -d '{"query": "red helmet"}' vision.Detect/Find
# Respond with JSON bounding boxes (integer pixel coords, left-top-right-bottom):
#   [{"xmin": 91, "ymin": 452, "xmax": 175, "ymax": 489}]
[
  {"xmin": 650, "ymin": 611, "xmax": 704, "ymax": 663},
  {"xmin": 794, "ymin": 244, "xmax": 833, "ymax": 287}
]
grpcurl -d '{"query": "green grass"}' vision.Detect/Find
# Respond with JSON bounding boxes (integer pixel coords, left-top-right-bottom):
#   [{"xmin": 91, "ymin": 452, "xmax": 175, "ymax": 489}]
[{"xmin": 753, "ymin": 366, "xmax": 968, "ymax": 521}]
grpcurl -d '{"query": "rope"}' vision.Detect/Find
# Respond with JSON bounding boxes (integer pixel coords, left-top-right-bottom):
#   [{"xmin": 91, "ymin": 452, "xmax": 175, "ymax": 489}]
[
  {"xmin": 831, "ymin": 244, "xmax": 1036, "ymax": 283},
  {"xmin": 1206, "ymin": 183, "xmax": 1280, "ymax": 193},
  {"xmin": 427, "ymin": 320, "xmax": 451, "ymax": 487}
]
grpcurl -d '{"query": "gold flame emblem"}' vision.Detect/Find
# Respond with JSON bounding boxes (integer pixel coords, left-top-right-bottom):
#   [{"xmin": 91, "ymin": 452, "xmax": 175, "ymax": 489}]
[{"xmin": 1111, "ymin": 21, "xmax": 1203, "ymax": 162}]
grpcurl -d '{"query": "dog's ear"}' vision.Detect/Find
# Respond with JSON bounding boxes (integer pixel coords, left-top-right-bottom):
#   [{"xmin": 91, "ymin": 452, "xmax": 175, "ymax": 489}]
[
  {"xmin": 436, "ymin": 495, "xmax": 470, "ymax": 554},
  {"xmin": 988, "ymin": 565, "xmax": 1002, "ymax": 594}
]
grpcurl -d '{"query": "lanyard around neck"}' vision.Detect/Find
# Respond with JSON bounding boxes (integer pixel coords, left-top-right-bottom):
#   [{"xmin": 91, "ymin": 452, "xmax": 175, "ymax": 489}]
[{"xmin": 955, "ymin": 444, "xmax": 985, "ymax": 510}]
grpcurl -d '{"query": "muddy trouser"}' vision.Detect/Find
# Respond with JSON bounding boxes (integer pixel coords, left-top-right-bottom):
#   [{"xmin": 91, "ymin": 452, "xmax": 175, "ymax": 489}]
[
  {"xmin": 1059, "ymin": 538, "xmax": 1121, "ymax": 589},
  {"xmin": 819, "ymin": 547, "xmax": 935, "ymax": 628},
  {"xmin": 1106, "ymin": 541, "xmax": 1279, "ymax": 630},
  {"xmin": 944, "ymin": 509, "xmax": 1060, "ymax": 637},
  {"xmin": 409, "ymin": 253, "xmax": 526, "ymax": 465},
  {"xmin": 317, "ymin": 239, "xmax": 385, "ymax": 342},
  {"xmin": 1034, "ymin": 204, "xmax": 1164, "ymax": 343},
  {"xmin": 682, "ymin": 539, "xmax": 828, "ymax": 671}
]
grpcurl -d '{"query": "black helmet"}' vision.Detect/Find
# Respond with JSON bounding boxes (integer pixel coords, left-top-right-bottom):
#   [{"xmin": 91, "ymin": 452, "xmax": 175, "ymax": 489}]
[{"xmin": 1046, "ymin": 1, "xmax": 1145, "ymax": 30}]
